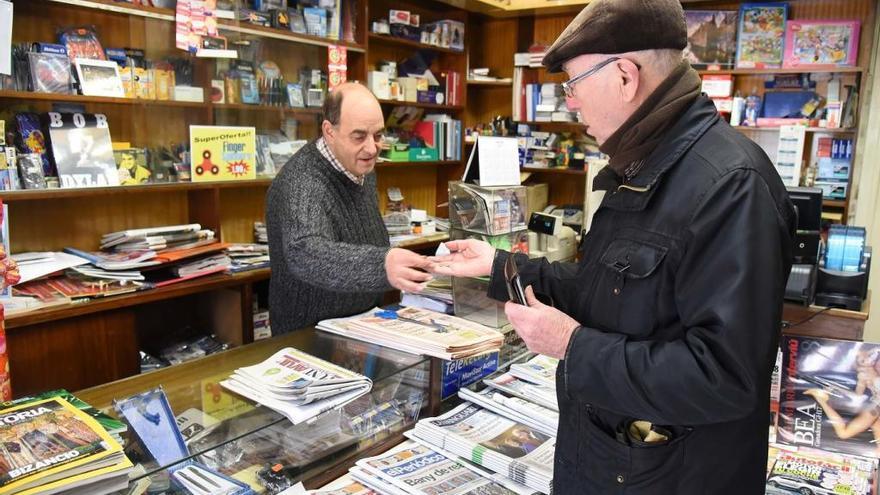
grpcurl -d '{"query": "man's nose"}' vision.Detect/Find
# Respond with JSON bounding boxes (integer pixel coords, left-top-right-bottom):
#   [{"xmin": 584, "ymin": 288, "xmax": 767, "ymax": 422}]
[
  {"xmin": 363, "ymin": 135, "xmax": 378, "ymax": 155},
  {"xmin": 565, "ymin": 95, "xmax": 580, "ymax": 111}
]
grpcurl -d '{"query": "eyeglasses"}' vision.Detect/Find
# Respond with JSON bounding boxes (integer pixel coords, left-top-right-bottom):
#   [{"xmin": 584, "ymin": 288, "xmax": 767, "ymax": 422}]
[{"xmin": 561, "ymin": 57, "xmax": 640, "ymax": 98}]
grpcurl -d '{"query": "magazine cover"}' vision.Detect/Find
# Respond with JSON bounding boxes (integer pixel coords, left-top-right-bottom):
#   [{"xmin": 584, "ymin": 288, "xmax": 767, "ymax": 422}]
[
  {"xmin": 1, "ymin": 389, "xmax": 126, "ymax": 438},
  {"xmin": 0, "ymin": 397, "xmax": 122, "ymax": 493},
  {"xmin": 43, "ymin": 112, "xmax": 118, "ymax": 188},
  {"xmin": 765, "ymin": 445, "xmax": 877, "ymax": 495},
  {"xmin": 783, "ymin": 20, "xmax": 861, "ymax": 68},
  {"xmin": 684, "ymin": 10, "xmax": 738, "ymax": 68},
  {"xmin": 736, "ymin": 3, "xmax": 787, "ymax": 69},
  {"xmin": 778, "ymin": 336, "xmax": 880, "ymax": 458}
]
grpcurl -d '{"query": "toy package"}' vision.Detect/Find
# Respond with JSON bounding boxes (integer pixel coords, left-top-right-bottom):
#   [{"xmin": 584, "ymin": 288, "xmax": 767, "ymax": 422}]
[{"xmin": 58, "ymin": 25, "xmax": 106, "ymax": 62}]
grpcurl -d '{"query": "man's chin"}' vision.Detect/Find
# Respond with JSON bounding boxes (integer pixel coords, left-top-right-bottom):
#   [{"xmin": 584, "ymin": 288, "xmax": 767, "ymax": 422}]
[{"xmin": 357, "ymin": 159, "xmax": 376, "ymax": 174}]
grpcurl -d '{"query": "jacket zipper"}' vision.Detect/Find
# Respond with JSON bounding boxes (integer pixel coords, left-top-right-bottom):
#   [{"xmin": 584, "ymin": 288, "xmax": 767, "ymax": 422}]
[{"xmin": 617, "ymin": 183, "xmax": 651, "ymax": 193}]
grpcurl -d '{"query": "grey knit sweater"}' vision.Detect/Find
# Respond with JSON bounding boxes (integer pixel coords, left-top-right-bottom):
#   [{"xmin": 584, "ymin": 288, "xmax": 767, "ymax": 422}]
[{"xmin": 266, "ymin": 141, "xmax": 391, "ymax": 334}]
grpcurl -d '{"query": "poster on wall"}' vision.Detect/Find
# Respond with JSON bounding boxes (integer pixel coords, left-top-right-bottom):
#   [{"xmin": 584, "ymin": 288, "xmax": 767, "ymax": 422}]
[{"xmin": 189, "ymin": 126, "xmax": 256, "ymax": 182}]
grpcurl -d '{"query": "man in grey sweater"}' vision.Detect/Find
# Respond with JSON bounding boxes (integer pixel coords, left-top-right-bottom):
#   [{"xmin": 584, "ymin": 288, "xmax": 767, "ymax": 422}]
[{"xmin": 266, "ymin": 82, "xmax": 431, "ymax": 335}]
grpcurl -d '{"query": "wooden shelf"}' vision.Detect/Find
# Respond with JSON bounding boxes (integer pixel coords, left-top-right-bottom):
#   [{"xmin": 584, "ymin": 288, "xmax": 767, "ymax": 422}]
[
  {"xmin": 47, "ymin": 0, "xmax": 365, "ymax": 52},
  {"xmin": 376, "ymin": 160, "xmax": 461, "ymax": 168},
  {"xmin": 733, "ymin": 126, "xmax": 856, "ymax": 134},
  {"xmin": 213, "ymin": 103, "xmax": 322, "ymax": 115},
  {"xmin": 824, "ymin": 200, "xmax": 847, "ymax": 208},
  {"xmin": 368, "ymin": 33, "xmax": 463, "ymax": 55},
  {"xmin": 0, "ymin": 179, "xmax": 273, "ymax": 202},
  {"xmin": 521, "ymin": 167, "xmax": 586, "ymax": 175},
  {"xmin": 467, "ymin": 80, "xmax": 513, "ymax": 87},
  {"xmin": 6, "ymin": 269, "xmax": 271, "ymax": 330},
  {"xmin": 697, "ymin": 67, "xmax": 864, "ymax": 75},
  {"xmin": 0, "ymin": 90, "xmax": 207, "ymax": 108},
  {"xmin": 377, "ymin": 99, "xmax": 463, "ymax": 111},
  {"xmin": 48, "ymin": 0, "xmax": 174, "ymax": 20},
  {"xmin": 221, "ymin": 21, "xmax": 365, "ymax": 53}
]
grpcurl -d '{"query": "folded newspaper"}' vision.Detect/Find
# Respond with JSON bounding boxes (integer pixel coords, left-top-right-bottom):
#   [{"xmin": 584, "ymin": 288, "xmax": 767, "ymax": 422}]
[
  {"xmin": 317, "ymin": 307, "xmax": 504, "ymax": 360},
  {"xmin": 508, "ymin": 355, "xmax": 557, "ymax": 389},
  {"xmin": 354, "ymin": 439, "xmax": 525, "ymax": 495},
  {"xmin": 459, "ymin": 387, "xmax": 558, "ymax": 438},
  {"xmin": 412, "ymin": 403, "xmax": 554, "ymax": 494},
  {"xmin": 484, "ymin": 372, "xmax": 558, "ymax": 412},
  {"xmin": 221, "ymin": 347, "xmax": 372, "ymax": 424}
]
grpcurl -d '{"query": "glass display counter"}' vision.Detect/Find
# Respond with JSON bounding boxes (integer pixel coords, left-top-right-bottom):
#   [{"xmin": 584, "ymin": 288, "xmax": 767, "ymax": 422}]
[{"xmin": 75, "ymin": 328, "xmax": 431, "ymax": 493}]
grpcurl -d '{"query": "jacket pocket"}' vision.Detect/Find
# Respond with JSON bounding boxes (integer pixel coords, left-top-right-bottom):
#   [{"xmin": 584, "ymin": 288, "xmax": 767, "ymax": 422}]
[
  {"xmin": 589, "ymin": 237, "xmax": 668, "ymax": 336},
  {"xmin": 582, "ymin": 409, "xmax": 691, "ymax": 492}
]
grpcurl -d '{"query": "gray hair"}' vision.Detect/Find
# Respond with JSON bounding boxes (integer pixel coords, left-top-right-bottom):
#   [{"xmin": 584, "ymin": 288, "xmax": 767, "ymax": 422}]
[{"xmin": 629, "ymin": 48, "xmax": 684, "ymax": 78}]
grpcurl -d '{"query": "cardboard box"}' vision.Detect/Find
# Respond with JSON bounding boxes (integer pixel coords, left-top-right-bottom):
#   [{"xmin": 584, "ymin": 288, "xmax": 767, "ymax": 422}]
[
  {"xmin": 367, "ymin": 71, "xmax": 390, "ymax": 99},
  {"xmin": 525, "ymin": 183, "xmax": 549, "ymax": 219}
]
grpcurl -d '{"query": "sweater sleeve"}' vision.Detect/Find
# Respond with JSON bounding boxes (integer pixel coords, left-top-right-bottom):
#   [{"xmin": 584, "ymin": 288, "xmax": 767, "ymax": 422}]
[{"xmin": 267, "ymin": 174, "xmax": 393, "ymax": 293}]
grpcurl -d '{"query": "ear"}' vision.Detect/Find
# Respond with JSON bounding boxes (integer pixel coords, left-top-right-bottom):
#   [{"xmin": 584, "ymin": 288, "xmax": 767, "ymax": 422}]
[
  {"xmin": 616, "ymin": 59, "xmax": 641, "ymax": 103},
  {"xmin": 321, "ymin": 120, "xmax": 335, "ymax": 141}
]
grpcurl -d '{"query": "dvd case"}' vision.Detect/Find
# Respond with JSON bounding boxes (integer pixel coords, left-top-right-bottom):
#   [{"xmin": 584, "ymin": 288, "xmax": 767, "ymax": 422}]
[{"xmin": 27, "ymin": 52, "xmax": 73, "ymax": 94}]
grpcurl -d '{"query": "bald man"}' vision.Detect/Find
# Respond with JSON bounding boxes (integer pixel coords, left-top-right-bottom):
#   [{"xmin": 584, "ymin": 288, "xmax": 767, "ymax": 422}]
[{"xmin": 266, "ymin": 82, "xmax": 431, "ymax": 335}]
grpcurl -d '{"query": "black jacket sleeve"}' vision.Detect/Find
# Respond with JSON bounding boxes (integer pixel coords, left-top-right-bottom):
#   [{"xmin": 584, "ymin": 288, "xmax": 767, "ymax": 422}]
[{"xmin": 561, "ymin": 169, "xmax": 791, "ymax": 425}]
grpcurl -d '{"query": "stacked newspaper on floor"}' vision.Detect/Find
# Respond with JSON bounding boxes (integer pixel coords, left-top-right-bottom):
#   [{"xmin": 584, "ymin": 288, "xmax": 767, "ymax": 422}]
[
  {"xmin": 0, "ymin": 397, "xmax": 133, "ymax": 495},
  {"xmin": 221, "ymin": 347, "xmax": 372, "ymax": 424},
  {"xmin": 350, "ymin": 439, "xmax": 533, "ymax": 495},
  {"xmin": 412, "ymin": 403, "xmax": 554, "ymax": 494},
  {"xmin": 317, "ymin": 307, "xmax": 503, "ymax": 360}
]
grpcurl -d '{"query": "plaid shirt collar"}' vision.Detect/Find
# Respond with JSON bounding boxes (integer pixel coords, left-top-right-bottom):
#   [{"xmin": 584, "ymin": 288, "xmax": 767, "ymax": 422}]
[{"xmin": 317, "ymin": 137, "xmax": 364, "ymax": 186}]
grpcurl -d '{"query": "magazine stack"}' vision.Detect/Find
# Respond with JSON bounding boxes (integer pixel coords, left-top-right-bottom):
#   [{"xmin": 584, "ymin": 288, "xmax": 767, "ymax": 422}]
[
  {"xmin": 348, "ymin": 440, "xmax": 528, "ymax": 495},
  {"xmin": 766, "ymin": 444, "xmax": 876, "ymax": 495},
  {"xmin": 221, "ymin": 347, "xmax": 372, "ymax": 424},
  {"xmin": 317, "ymin": 307, "xmax": 504, "ymax": 360},
  {"xmin": 458, "ymin": 387, "xmax": 558, "ymax": 437},
  {"xmin": 0, "ymin": 397, "xmax": 132, "ymax": 495},
  {"xmin": 772, "ymin": 335, "xmax": 880, "ymax": 492},
  {"xmin": 411, "ymin": 402, "xmax": 554, "ymax": 494}
]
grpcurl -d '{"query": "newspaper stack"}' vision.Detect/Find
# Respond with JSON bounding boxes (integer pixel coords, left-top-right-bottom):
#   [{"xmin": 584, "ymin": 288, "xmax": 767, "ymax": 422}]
[
  {"xmin": 351, "ymin": 440, "xmax": 528, "ymax": 495},
  {"xmin": 254, "ymin": 222, "xmax": 268, "ymax": 244},
  {"xmin": 459, "ymin": 387, "xmax": 558, "ymax": 437},
  {"xmin": 317, "ymin": 307, "xmax": 503, "ymax": 360},
  {"xmin": 509, "ymin": 355, "xmax": 557, "ymax": 388},
  {"xmin": 412, "ymin": 403, "xmax": 554, "ymax": 494},
  {"xmin": 485, "ymin": 372, "xmax": 558, "ymax": 412},
  {"xmin": 99, "ymin": 223, "xmax": 213, "ymax": 251},
  {"xmin": 221, "ymin": 347, "xmax": 372, "ymax": 424},
  {"xmin": 225, "ymin": 243, "xmax": 270, "ymax": 273},
  {"xmin": 0, "ymin": 397, "xmax": 133, "ymax": 495},
  {"xmin": 307, "ymin": 473, "xmax": 378, "ymax": 495}
]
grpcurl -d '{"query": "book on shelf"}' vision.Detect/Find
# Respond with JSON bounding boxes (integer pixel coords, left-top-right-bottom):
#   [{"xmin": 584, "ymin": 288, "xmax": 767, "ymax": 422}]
[{"xmin": 221, "ymin": 346, "xmax": 372, "ymax": 424}]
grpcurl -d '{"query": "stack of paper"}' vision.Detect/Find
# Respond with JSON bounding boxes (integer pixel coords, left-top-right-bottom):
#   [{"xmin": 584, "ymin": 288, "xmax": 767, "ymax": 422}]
[
  {"xmin": 350, "ymin": 440, "xmax": 526, "ymax": 495},
  {"xmin": 0, "ymin": 397, "xmax": 132, "ymax": 495},
  {"xmin": 459, "ymin": 387, "xmax": 558, "ymax": 437},
  {"xmin": 509, "ymin": 355, "xmax": 557, "ymax": 389},
  {"xmin": 484, "ymin": 372, "xmax": 558, "ymax": 412},
  {"xmin": 317, "ymin": 307, "xmax": 504, "ymax": 360},
  {"xmin": 225, "ymin": 243, "xmax": 270, "ymax": 273},
  {"xmin": 100, "ymin": 223, "xmax": 212, "ymax": 251},
  {"xmin": 412, "ymin": 403, "xmax": 554, "ymax": 494},
  {"xmin": 221, "ymin": 347, "xmax": 372, "ymax": 424}
]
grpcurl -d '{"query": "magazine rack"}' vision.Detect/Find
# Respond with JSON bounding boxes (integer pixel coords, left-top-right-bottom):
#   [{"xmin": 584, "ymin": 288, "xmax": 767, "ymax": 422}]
[{"xmin": 75, "ymin": 328, "xmax": 431, "ymax": 493}]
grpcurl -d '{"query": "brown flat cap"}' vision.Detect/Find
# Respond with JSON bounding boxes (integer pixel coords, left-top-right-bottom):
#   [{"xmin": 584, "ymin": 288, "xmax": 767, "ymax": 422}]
[{"xmin": 542, "ymin": 0, "xmax": 687, "ymax": 73}]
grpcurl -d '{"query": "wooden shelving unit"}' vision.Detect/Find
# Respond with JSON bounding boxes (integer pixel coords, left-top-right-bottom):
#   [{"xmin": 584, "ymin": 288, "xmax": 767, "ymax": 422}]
[
  {"xmin": 0, "ymin": 179, "xmax": 273, "ymax": 202},
  {"xmin": 376, "ymin": 160, "xmax": 461, "ymax": 168},
  {"xmin": 522, "ymin": 167, "xmax": 586, "ymax": 175},
  {"xmin": 697, "ymin": 67, "xmax": 864, "ymax": 76},
  {"xmin": 368, "ymin": 33, "xmax": 464, "ymax": 55},
  {"xmin": 466, "ymin": 79, "xmax": 513, "ymax": 86},
  {"xmin": 376, "ymin": 99, "xmax": 463, "ymax": 111},
  {"xmin": 0, "ymin": 90, "xmax": 208, "ymax": 107}
]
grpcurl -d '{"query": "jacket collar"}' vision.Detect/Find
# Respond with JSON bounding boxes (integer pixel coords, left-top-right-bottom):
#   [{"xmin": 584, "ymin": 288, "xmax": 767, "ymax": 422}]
[{"xmin": 599, "ymin": 95, "xmax": 720, "ymax": 212}]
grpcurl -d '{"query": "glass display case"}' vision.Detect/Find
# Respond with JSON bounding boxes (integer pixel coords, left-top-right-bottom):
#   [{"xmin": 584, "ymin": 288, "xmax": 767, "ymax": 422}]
[{"xmin": 75, "ymin": 328, "xmax": 431, "ymax": 493}]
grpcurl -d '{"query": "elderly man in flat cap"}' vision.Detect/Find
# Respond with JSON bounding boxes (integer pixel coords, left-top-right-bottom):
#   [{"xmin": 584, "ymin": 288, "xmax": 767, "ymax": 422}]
[{"xmin": 432, "ymin": 0, "xmax": 796, "ymax": 493}]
